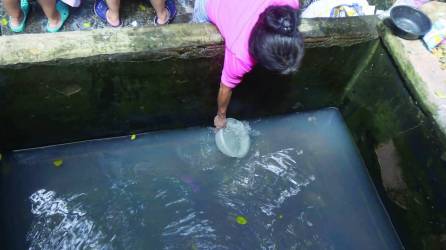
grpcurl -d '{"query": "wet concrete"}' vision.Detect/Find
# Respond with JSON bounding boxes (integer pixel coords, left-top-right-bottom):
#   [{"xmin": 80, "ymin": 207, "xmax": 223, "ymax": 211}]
[{"xmin": 0, "ymin": 0, "xmax": 193, "ymax": 35}]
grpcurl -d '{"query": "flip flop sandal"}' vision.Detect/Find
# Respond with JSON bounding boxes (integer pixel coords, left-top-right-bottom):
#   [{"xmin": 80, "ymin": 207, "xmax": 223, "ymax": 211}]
[
  {"xmin": 94, "ymin": 0, "xmax": 122, "ymax": 27},
  {"xmin": 9, "ymin": 0, "xmax": 30, "ymax": 33},
  {"xmin": 46, "ymin": 1, "xmax": 70, "ymax": 32},
  {"xmin": 153, "ymin": 0, "xmax": 177, "ymax": 26}
]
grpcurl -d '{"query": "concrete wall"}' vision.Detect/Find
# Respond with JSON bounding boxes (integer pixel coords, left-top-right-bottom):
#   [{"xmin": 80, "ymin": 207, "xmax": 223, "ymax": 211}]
[{"xmin": 0, "ymin": 17, "xmax": 379, "ymax": 67}]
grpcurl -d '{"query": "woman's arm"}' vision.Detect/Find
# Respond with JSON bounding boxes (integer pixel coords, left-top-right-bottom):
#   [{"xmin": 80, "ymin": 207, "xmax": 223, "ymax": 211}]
[{"xmin": 214, "ymin": 82, "xmax": 232, "ymax": 128}]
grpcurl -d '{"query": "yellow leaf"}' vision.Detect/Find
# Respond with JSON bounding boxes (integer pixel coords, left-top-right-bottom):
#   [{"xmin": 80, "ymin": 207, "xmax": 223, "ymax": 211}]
[
  {"xmin": 1, "ymin": 18, "xmax": 8, "ymax": 26},
  {"xmin": 83, "ymin": 22, "xmax": 92, "ymax": 28},
  {"xmin": 138, "ymin": 4, "xmax": 146, "ymax": 11},
  {"xmin": 53, "ymin": 159, "xmax": 63, "ymax": 167},
  {"xmin": 435, "ymin": 90, "xmax": 446, "ymax": 99},
  {"xmin": 236, "ymin": 215, "xmax": 247, "ymax": 225},
  {"xmin": 131, "ymin": 134, "xmax": 136, "ymax": 140}
]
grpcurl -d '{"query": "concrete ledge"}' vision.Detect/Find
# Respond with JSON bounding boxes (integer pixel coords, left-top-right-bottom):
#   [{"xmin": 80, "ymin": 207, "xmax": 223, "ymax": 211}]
[
  {"xmin": 379, "ymin": 23, "xmax": 446, "ymax": 140},
  {"xmin": 0, "ymin": 16, "xmax": 379, "ymax": 68}
]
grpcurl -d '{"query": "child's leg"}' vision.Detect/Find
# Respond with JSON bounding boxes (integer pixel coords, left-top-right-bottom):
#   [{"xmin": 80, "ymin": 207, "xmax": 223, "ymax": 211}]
[
  {"xmin": 3, "ymin": 0, "xmax": 22, "ymax": 26},
  {"xmin": 38, "ymin": 0, "xmax": 60, "ymax": 29},
  {"xmin": 150, "ymin": 0, "xmax": 169, "ymax": 24},
  {"xmin": 105, "ymin": 0, "xmax": 120, "ymax": 26}
]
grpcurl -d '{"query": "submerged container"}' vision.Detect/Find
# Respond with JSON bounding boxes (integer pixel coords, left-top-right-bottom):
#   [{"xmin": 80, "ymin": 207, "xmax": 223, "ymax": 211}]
[{"xmin": 215, "ymin": 118, "xmax": 250, "ymax": 158}]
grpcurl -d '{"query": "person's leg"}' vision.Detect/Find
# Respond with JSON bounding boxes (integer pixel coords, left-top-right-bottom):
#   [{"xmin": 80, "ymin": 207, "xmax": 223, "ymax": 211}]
[
  {"xmin": 105, "ymin": 0, "xmax": 120, "ymax": 26},
  {"xmin": 150, "ymin": 0, "xmax": 169, "ymax": 25},
  {"xmin": 3, "ymin": 0, "xmax": 22, "ymax": 27},
  {"xmin": 38, "ymin": 0, "xmax": 61, "ymax": 29}
]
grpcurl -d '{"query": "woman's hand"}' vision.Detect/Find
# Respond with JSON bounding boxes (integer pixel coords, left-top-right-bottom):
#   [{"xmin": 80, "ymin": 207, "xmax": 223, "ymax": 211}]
[
  {"xmin": 215, "ymin": 83, "xmax": 232, "ymax": 129},
  {"xmin": 214, "ymin": 114, "xmax": 227, "ymax": 129}
]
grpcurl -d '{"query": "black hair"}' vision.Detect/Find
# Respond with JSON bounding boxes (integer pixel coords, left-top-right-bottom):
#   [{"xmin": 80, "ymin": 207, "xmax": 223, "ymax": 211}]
[{"xmin": 249, "ymin": 6, "xmax": 304, "ymax": 75}]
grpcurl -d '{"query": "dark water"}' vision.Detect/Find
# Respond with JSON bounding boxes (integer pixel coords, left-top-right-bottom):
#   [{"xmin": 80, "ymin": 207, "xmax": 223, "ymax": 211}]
[{"xmin": 1, "ymin": 108, "xmax": 402, "ymax": 249}]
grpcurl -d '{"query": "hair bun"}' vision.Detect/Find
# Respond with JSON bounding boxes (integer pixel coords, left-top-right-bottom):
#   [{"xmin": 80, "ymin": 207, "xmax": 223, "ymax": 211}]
[{"xmin": 264, "ymin": 6, "xmax": 298, "ymax": 36}]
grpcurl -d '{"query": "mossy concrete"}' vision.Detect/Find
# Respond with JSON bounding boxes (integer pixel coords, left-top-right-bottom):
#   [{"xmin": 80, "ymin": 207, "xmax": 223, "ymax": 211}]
[
  {"xmin": 0, "ymin": 42, "xmax": 377, "ymax": 150},
  {"xmin": 376, "ymin": 8, "xmax": 446, "ymax": 247},
  {"xmin": 379, "ymin": 23, "xmax": 446, "ymax": 144},
  {"xmin": 342, "ymin": 42, "xmax": 446, "ymax": 250},
  {"xmin": 0, "ymin": 16, "xmax": 379, "ymax": 67}
]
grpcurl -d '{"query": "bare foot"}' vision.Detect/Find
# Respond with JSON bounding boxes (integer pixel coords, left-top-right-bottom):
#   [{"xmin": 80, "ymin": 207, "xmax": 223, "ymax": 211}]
[
  {"xmin": 48, "ymin": 12, "xmax": 61, "ymax": 29},
  {"xmin": 106, "ymin": 10, "xmax": 120, "ymax": 27},
  {"xmin": 10, "ymin": 12, "xmax": 23, "ymax": 27},
  {"xmin": 156, "ymin": 8, "xmax": 169, "ymax": 25}
]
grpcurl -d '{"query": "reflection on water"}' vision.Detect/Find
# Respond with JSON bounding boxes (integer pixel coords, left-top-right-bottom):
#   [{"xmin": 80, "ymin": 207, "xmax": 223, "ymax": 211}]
[{"xmin": 1, "ymin": 108, "xmax": 402, "ymax": 249}]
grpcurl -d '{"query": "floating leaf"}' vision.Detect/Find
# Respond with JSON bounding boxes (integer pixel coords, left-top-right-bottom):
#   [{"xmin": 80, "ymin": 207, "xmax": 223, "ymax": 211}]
[
  {"xmin": 83, "ymin": 22, "xmax": 92, "ymax": 28},
  {"xmin": 236, "ymin": 215, "xmax": 247, "ymax": 225},
  {"xmin": 138, "ymin": 4, "xmax": 146, "ymax": 11},
  {"xmin": 131, "ymin": 134, "xmax": 137, "ymax": 140},
  {"xmin": 53, "ymin": 159, "xmax": 63, "ymax": 167},
  {"xmin": 278, "ymin": 214, "xmax": 283, "ymax": 219},
  {"xmin": 1, "ymin": 18, "xmax": 8, "ymax": 26},
  {"xmin": 435, "ymin": 90, "xmax": 446, "ymax": 99}
]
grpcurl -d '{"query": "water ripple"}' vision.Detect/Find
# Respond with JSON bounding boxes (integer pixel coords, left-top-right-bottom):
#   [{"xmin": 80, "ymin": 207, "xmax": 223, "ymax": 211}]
[{"xmin": 27, "ymin": 189, "xmax": 110, "ymax": 250}]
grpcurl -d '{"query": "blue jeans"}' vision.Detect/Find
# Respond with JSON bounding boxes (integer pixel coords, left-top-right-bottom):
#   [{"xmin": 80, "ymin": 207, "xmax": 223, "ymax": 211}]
[{"xmin": 192, "ymin": 0, "xmax": 209, "ymax": 23}]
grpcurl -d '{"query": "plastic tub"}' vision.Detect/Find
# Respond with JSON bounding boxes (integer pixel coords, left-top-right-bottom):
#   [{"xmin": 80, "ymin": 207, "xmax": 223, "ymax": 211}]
[{"xmin": 215, "ymin": 118, "xmax": 251, "ymax": 158}]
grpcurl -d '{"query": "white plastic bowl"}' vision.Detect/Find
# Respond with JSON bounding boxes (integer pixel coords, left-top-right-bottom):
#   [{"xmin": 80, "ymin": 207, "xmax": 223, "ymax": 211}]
[{"xmin": 215, "ymin": 118, "xmax": 251, "ymax": 158}]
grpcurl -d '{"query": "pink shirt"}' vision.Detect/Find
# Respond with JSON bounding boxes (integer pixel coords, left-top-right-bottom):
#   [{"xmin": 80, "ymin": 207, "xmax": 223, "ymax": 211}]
[{"xmin": 206, "ymin": 0, "xmax": 300, "ymax": 88}]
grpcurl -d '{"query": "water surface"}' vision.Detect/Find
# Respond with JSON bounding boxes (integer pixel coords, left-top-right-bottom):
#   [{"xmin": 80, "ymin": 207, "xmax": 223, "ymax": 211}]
[{"xmin": 1, "ymin": 108, "xmax": 402, "ymax": 249}]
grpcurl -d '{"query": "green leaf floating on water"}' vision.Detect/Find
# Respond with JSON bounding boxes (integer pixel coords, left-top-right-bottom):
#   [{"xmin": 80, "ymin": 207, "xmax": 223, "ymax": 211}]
[
  {"xmin": 53, "ymin": 159, "xmax": 63, "ymax": 168},
  {"xmin": 236, "ymin": 215, "xmax": 247, "ymax": 225},
  {"xmin": 131, "ymin": 134, "xmax": 136, "ymax": 140}
]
